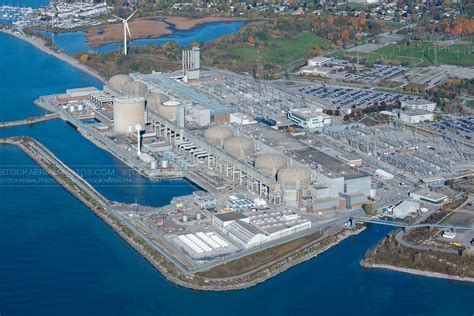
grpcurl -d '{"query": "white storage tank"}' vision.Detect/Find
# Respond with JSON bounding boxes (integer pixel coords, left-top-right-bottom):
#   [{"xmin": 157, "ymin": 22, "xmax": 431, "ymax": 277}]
[
  {"xmin": 160, "ymin": 160, "xmax": 169, "ymax": 169},
  {"xmin": 113, "ymin": 96, "xmax": 145, "ymax": 134},
  {"xmin": 77, "ymin": 104, "xmax": 84, "ymax": 112},
  {"xmin": 150, "ymin": 160, "xmax": 158, "ymax": 170},
  {"xmin": 204, "ymin": 126, "xmax": 234, "ymax": 147},
  {"xmin": 68, "ymin": 105, "xmax": 76, "ymax": 112},
  {"xmin": 223, "ymin": 136, "xmax": 255, "ymax": 159}
]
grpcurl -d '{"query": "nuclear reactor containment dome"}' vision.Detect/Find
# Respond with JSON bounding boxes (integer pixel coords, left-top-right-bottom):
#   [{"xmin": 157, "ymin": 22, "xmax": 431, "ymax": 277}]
[
  {"xmin": 277, "ymin": 166, "xmax": 311, "ymax": 190},
  {"xmin": 158, "ymin": 100, "xmax": 181, "ymax": 121},
  {"xmin": 254, "ymin": 153, "xmax": 287, "ymax": 177},
  {"xmin": 204, "ymin": 126, "xmax": 234, "ymax": 146},
  {"xmin": 223, "ymin": 136, "xmax": 255, "ymax": 159},
  {"xmin": 113, "ymin": 96, "xmax": 145, "ymax": 134},
  {"xmin": 146, "ymin": 92, "xmax": 170, "ymax": 111},
  {"xmin": 123, "ymin": 81, "xmax": 148, "ymax": 98},
  {"xmin": 108, "ymin": 74, "xmax": 133, "ymax": 94}
]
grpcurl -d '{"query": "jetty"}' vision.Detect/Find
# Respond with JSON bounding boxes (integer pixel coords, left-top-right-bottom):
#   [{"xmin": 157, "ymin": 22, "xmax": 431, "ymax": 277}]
[{"xmin": 0, "ymin": 113, "xmax": 59, "ymax": 128}]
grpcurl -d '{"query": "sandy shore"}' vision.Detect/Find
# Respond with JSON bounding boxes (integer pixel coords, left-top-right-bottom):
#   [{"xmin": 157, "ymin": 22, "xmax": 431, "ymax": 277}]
[
  {"xmin": 86, "ymin": 18, "xmax": 172, "ymax": 47},
  {"xmin": 361, "ymin": 262, "xmax": 474, "ymax": 283},
  {"xmin": 162, "ymin": 16, "xmax": 247, "ymax": 30},
  {"xmin": 0, "ymin": 28, "xmax": 106, "ymax": 83}
]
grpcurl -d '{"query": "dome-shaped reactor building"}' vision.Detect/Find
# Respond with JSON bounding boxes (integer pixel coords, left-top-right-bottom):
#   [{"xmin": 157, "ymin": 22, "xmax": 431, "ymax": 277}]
[
  {"xmin": 277, "ymin": 166, "xmax": 311, "ymax": 190},
  {"xmin": 254, "ymin": 153, "xmax": 287, "ymax": 178},
  {"xmin": 277, "ymin": 166, "xmax": 312, "ymax": 207},
  {"xmin": 146, "ymin": 92, "xmax": 170, "ymax": 111},
  {"xmin": 122, "ymin": 81, "xmax": 148, "ymax": 98},
  {"xmin": 108, "ymin": 74, "xmax": 133, "ymax": 95},
  {"xmin": 223, "ymin": 136, "xmax": 255, "ymax": 159},
  {"xmin": 204, "ymin": 126, "xmax": 234, "ymax": 147},
  {"xmin": 113, "ymin": 96, "xmax": 145, "ymax": 134}
]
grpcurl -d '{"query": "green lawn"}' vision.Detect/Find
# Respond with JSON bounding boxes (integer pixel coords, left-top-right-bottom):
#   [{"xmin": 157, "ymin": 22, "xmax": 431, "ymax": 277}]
[
  {"xmin": 227, "ymin": 33, "xmax": 330, "ymax": 66},
  {"xmin": 330, "ymin": 39, "xmax": 474, "ymax": 67},
  {"xmin": 467, "ymin": 100, "xmax": 474, "ymax": 109}
]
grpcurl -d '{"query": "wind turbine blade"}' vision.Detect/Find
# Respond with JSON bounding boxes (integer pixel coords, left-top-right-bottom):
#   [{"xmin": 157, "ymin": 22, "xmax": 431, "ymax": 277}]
[
  {"xmin": 111, "ymin": 15, "xmax": 124, "ymax": 21},
  {"xmin": 126, "ymin": 22, "xmax": 132, "ymax": 39},
  {"xmin": 126, "ymin": 9, "xmax": 138, "ymax": 22}
]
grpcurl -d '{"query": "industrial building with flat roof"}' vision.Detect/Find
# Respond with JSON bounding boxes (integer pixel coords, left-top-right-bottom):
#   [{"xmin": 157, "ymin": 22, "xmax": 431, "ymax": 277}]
[
  {"xmin": 287, "ymin": 108, "xmax": 331, "ymax": 129},
  {"xmin": 401, "ymin": 98, "xmax": 436, "ymax": 112},
  {"xmin": 410, "ymin": 190, "xmax": 448, "ymax": 205}
]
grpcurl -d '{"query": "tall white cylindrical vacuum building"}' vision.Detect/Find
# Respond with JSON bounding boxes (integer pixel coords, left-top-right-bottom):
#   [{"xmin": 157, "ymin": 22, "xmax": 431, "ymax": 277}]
[{"xmin": 113, "ymin": 96, "xmax": 145, "ymax": 134}]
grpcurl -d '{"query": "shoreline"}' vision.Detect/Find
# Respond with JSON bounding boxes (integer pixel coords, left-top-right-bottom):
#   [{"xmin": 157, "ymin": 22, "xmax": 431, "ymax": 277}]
[
  {"xmin": 361, "ymin": 261, "xmax": 474, "ymax": 283},
  {"xmin": 1, "ymin": 136, "xmax": 368, "ymax": 291},
  {"xmin": 0, "ymin": 28, "xmax": 106, "ymax": 83}
]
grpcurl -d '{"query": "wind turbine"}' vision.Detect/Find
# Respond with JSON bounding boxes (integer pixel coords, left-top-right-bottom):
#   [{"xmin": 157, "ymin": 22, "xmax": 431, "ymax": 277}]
[{"xmin": 112, "ymin": 9, "xmax": 137, "ymax": 55}]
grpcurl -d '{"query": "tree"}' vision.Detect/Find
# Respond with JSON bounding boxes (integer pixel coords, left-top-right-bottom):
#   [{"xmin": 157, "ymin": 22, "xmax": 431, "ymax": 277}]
[
  {"xmin": 79, "ymin": 53, "xmax": 89, "ymax": 63},
  {"xmin": 363, "ymin": 203, "xmax": 375, "ymax": 216},
  {"xmin": 327, "ymin": 15, "xmax": 334, "ymax": 26}
]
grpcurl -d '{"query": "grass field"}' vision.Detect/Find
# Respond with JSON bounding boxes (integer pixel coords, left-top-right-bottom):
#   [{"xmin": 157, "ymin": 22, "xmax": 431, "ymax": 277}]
[
  {"xmin": 227, "ymin": 33, "xmax": 329, "ymax": 67},
  {"xmin": 467, "ymin": 100, "xmax": 474, "ymax": 109},
  {"xmin": 331, "ymin": 39, "xmax": 474, "ymax": 67}
]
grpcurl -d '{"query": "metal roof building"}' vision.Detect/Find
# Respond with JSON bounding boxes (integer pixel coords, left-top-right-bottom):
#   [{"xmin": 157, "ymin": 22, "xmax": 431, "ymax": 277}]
[{"xmin": 132, "ymin": 72, "xmax": 233, "ymax": 116}]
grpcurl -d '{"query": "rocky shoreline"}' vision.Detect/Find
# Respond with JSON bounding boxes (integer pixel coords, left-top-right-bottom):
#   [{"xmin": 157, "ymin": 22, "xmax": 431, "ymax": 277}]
[{"xmin": 360, "ymin": 261, "xmax": 474, "ymax": 283}]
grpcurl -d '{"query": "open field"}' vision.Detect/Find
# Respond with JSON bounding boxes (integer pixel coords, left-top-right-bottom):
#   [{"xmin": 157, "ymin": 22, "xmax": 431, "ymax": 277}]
[
  {"xmin": 468, "ymin": 100, "xmax": 474, "ymax": 109},
  {"xmin": 86, "ymin": 18, "xmax": 172, "ymax": 47},
  {"xmin": 331, "ymin": 39, "xmax": 474, "ymax": 67},
  {"xmin": 226, "ymin": 33, "xmax": 329, "ymax": 69}
]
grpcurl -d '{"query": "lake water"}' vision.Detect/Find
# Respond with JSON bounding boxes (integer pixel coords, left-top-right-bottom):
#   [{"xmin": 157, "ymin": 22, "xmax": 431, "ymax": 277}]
[
  {"xmin": 0, "ymin": 12, "xmax": 473, "ymax": 316},
  {"xmin": 36, "ymin": 21, "xmax": 245, "ymax": 55}
]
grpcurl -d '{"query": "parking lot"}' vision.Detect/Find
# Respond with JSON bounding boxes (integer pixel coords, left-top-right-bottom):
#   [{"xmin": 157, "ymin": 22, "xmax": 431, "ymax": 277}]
[
  {"xmin": 298, "ymin": 84, "xmax": 415, "ymax": 109},
  {"xmin": 330, "ymin": 65, "xmax": 406, "ymax": 84},
  {"xmin": 423, "ymin": 116, "xmax": 474, "ymax": 143}
]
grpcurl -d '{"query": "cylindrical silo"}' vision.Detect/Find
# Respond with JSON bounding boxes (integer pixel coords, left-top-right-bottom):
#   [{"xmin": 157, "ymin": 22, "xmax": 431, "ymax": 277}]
[
  {"xmin": 113, "ymin": 96, "xmax": 145, "ymax": 134},
  {"xmin": 254, "ymin": 153, "xmax": 287, "ymax": 177},
  {"xmin": 158, "ymin": 100, "xmax": 180, "ymax": 121},
  {"xmin": 223, "ymin": 136, "xmax": 254, "ymax": 159},
  {"xmin": 204, "ymin": 126, "xmax": 234, "ymax": 147}
]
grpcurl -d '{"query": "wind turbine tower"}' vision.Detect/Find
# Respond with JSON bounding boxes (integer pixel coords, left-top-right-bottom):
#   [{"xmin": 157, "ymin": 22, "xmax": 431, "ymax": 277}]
[{"xmin": 112, "ymin": 9, "xmax": 137, "ymax": 55}]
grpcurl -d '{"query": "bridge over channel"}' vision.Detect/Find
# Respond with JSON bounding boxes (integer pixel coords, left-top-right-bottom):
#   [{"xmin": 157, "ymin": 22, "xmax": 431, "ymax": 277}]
[{"xmin": 350, "ymin": 216, "xmax": 474, "ymax": 233}]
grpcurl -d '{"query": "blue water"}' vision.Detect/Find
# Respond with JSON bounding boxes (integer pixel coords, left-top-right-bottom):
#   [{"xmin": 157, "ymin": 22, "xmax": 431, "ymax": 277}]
[
  {"xmin": 0, "ymin": 32, "xmax": 102, "ymax": 121},
  {"xmin": 0, "ymin": 12, "xmax": 473, "ymax": 316},
  {"xmin": 36, "ymin": 21, "xmax": 245, "ymax": 55}
]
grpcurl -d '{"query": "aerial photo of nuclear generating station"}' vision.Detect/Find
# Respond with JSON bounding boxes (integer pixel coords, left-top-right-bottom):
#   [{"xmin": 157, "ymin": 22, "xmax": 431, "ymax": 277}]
[{"xmin": 1, "ymin": 0, "xmax": 473, "ymax": 314}]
